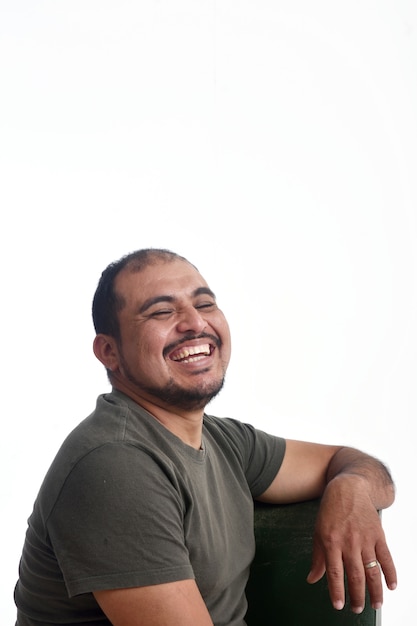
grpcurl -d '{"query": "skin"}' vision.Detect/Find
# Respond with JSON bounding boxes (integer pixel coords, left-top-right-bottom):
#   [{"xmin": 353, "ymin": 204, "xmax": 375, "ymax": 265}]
[
  {"xmin": 93, "ymin": 258, "xmax": 232, "ymax": 448},
  {"xmin": 92, "ymin": 258, "xmax": 397, "ymax": 625}
]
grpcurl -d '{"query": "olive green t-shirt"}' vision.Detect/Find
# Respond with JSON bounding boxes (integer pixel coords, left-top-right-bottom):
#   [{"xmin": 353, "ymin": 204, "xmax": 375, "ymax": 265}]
[{"xmin": 15, "ymin": 390, "xmax": 285, "ymax": 626}]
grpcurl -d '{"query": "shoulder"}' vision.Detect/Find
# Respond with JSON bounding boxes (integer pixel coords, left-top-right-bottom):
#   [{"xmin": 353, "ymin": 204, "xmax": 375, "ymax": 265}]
[
  {"xmin": 203, "ymin": 414, "xmax": 285, "ymax": 460},
  {"xmin": 34, "ymin": 392, "xmax": 179, "ymax": 523}
]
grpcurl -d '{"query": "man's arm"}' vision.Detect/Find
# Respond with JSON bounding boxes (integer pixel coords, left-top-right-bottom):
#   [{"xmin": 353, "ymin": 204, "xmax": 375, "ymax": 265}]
[
  {"xmin": 257, "ymin": 440, "xmax": 397, "ymax": 614},
  {"xmin": 93, "ymin": 579, "xmax": 214, "ymax": 626}
]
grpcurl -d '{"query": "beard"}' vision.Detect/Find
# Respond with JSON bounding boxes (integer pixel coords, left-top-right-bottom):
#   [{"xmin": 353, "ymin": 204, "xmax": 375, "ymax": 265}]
[
  {"xmin": 119, "ymin": 355, "xmax": 226, "ymax": 412},
  {"xmin": 142, "ymin": 375, "xmax": 225, "ymax": 411}
]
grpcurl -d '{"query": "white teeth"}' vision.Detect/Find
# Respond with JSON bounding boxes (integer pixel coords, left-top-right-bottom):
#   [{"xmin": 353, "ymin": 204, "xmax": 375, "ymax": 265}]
[
  {"xmin": 181, "ymin": 355, "xmax": 207, "ymax": 363},
  {"xmin": 172, "ymin": 343, "xmax": 210, "ymax": 361}
]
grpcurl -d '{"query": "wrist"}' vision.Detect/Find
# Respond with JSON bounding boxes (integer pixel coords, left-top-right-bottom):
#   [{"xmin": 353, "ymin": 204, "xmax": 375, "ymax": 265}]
[{"xmin": 325, "ymin": 472, "xmax": 393, "ymax": 510}]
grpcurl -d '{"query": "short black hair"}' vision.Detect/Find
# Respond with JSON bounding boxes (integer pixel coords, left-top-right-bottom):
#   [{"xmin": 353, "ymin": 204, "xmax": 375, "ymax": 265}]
[{"xmin": 92, "ymin": 248, "xmax": 190, "ymax": 339}]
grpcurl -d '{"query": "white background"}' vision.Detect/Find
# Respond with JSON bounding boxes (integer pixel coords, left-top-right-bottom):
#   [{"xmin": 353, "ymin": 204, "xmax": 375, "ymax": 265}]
[{"xmin": 1, "ymin": 2, "xmax": 416, "ymax": 623}]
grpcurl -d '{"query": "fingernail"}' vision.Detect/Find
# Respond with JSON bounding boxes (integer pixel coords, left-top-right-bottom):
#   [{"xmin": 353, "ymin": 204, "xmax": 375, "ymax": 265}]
[
  {"xmin": 373, "ymin": 602, "xmax": 382, "ymax": 610},
  {"xmin": 389, "ymin": 582, "xmax": 397, "ymax": 590},
  {"xmin": 352, "ymin": 606, "xmax": 363, "ymax": 614},
  {"xmin": 333, "ymin": 600, "xmax": 344, "ymax": 611}
]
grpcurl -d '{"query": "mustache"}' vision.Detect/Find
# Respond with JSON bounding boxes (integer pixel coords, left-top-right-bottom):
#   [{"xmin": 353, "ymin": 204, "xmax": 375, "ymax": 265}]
[{"xmin": 163, "ymin": 332, "xmax": 221, "ymax": 357}]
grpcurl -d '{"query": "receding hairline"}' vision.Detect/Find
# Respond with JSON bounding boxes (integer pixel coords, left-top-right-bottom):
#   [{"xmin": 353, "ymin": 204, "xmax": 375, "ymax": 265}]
[
  {"xmin": 122, "ymin": 250, "xmax": 197, "ymax": 275},
  {"xmin": 111, "ymin": 252, "xmax": 200, "ymax": 313},
  {"xmin": 92, "ymin": 248, "xmax": 200, "ymax": 339},
  {"xmin": 115, "ymin": 252, "xmax": 198, "ymax": 290}
]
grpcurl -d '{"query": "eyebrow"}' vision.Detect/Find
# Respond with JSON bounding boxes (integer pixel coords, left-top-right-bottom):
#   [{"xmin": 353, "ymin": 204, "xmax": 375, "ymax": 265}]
[{"xmin": 139, "ymin": 287, "xmax": 216, "ymax": 314}]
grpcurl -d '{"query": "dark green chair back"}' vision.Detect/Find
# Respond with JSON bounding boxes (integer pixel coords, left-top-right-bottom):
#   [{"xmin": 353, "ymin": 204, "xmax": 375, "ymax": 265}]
[{"xmin": 245, "ymin": 500, "xmax": 380, "ymax": 626}]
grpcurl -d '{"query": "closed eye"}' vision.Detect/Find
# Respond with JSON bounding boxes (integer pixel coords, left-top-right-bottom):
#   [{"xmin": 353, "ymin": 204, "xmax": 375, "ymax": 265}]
[
  {"xmin": 195, "ymin": 302, "xmax": 217, "ymax": 310},
  {"xmin": 148, "ymin": 309, "xmax": 174, "ymax": 318}
]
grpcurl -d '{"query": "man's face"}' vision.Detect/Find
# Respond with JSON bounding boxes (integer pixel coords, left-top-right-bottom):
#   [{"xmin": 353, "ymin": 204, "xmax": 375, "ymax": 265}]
[{"xmin": 111, "ymin": 258, "xmax": 231, "ymax": 412}]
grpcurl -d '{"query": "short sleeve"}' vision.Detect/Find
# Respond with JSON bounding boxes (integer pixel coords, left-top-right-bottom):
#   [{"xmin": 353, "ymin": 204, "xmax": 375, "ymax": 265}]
[
  {"xmin": 47, "ymin": 443, "xmax": 194, "ymax": 597},
  {"xmin": 203, "ymin": 416, "xmax": 286, "ymax": 499},
  {"xmin": 241, "ymin": 423, "xmax": 286, "ymax": 497}
]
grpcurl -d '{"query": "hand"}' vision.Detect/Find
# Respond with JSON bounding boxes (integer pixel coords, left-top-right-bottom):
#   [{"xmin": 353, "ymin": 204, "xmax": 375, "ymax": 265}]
[{"xmin": 306, "ymin": 474, "xmax": 397, "ymax": 613}]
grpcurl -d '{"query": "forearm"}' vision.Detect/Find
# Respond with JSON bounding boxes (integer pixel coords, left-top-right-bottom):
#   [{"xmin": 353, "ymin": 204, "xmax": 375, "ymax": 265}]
[{"xmin": 325, "ymin": 447, "xmax": 395, "ymax": 510}]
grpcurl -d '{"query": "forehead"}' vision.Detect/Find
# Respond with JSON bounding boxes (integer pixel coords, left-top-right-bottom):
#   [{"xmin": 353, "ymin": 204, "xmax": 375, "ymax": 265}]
[{"xmin": 114, "ymin": 258, "xmax": 210, "ymax": 305}]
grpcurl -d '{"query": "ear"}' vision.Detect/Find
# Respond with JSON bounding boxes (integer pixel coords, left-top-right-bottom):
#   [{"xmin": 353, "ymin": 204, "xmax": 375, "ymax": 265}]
[{"xmin": 93, "ymin": 334, "xmax": 120, "ymax": 372}]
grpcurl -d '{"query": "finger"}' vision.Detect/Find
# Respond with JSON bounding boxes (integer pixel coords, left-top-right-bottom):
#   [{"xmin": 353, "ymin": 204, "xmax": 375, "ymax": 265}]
[
  {"xmin": 341, "ymin": 553, "xmax": 368, "ymax": 614},
  {"xmin": 376, "ymin": 542, "xmax": 397, "ymax": 591},
  {"xmin": 306, "ymin": 550, "xmax": 326, "ymax": 585},
  {"xmin": 322, "ymin": 553, "xmax": 346, "ymax": 611},
  {"xmin": 308, "ymin": 539, "xmax": 346, "ymax": 610},
  {"xmin": 362, "ymin": 558, "xmax": 383, "ymax": 610}
]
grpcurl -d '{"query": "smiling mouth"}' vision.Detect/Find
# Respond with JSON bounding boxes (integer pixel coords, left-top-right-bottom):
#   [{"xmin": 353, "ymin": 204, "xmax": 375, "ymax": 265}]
[{"xmin": 169, "ymin": 343, "xmax": 213, "ymax": 364}]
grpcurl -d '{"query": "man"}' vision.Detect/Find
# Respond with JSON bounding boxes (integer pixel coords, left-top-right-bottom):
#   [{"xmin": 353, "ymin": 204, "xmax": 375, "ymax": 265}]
[{"xmin": 14, "ymin": 248, "xmax": 397, "ymax": 626}]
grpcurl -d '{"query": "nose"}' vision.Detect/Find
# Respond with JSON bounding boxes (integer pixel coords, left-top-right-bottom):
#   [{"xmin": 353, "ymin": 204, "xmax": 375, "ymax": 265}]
[{"xmin": 176, "ymin": 306, "xmax": 207, "ymax": 334}]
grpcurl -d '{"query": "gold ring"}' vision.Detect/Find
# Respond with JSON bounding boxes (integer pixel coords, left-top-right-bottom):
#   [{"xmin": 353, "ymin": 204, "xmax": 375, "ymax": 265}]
[{"xmin": 364, "ymin": 560, "xmax": 378, "ymax": 569}]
